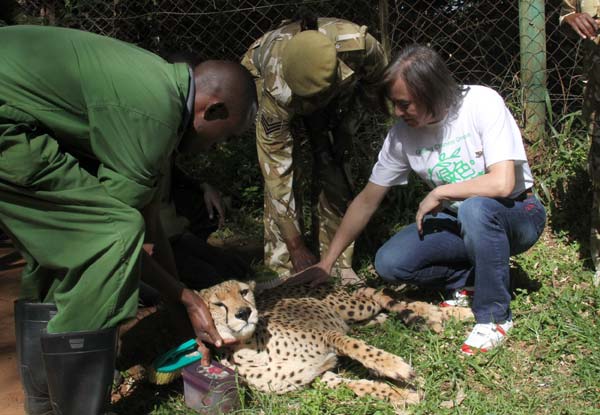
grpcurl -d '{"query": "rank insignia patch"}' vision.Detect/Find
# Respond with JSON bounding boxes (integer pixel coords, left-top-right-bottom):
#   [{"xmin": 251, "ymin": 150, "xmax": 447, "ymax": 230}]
[{"xmin": 261, "ymin": 114, "xmax": 283, "ymax": 135}]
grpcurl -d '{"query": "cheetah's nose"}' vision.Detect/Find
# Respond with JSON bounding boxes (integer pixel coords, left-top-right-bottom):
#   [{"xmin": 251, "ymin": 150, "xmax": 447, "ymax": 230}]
[{"xmin": 235, "ymin": 307, "xmax": 252, "ymax": 322}]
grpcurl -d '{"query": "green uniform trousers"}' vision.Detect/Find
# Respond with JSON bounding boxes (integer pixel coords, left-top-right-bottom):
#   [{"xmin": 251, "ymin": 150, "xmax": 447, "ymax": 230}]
[{"xmin": 0, "ymin": 120, "xmax": 143, "ymax": 333}]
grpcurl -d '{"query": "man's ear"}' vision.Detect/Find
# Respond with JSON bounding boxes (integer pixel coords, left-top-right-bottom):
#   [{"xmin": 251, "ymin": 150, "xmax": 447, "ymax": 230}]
[{"xmin": 204, "ymin": 102, "xmax": 229, "ymax": 121}]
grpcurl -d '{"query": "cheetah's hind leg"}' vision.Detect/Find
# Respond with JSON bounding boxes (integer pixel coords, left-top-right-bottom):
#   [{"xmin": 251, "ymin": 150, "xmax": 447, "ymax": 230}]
[{"xmin": 320, "ymin": 371, "xmax": 420, "ymax": 407}]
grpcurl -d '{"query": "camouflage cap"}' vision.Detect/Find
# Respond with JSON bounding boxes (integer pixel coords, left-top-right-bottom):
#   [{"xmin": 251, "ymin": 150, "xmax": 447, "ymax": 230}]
[{"xmin": 281, "ymin": 30, "xmax": 337, "ymax": 97}]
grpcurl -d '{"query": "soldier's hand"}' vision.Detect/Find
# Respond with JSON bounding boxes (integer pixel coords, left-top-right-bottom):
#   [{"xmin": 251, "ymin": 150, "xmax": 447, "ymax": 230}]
[
  {"xmin": 286, "ymin": 235, "xmax": 318, "ymax": 273},
  {"xmin": 563, "ymin": 12, "xmax": 598, "ymax": 39},
  {"xmin": 285, "ymin": 262, "xmax": 332, "ymax": 287}
]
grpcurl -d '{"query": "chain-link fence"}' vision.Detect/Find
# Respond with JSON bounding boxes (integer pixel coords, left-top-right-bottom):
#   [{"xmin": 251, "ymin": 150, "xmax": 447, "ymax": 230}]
[
  {"xmin": 11, "ymin": 0, "xmax": 582, "ymax": 123},
  {"xmin": 3, "ymin": 0, "xmax": 590, "ymax": 248}
]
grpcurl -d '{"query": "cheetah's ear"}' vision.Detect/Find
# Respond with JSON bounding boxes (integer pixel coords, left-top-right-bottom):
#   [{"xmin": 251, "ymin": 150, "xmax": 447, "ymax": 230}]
[{"xmin": 246, "ymin": 280, "xmax": 256, "ymax": 293}]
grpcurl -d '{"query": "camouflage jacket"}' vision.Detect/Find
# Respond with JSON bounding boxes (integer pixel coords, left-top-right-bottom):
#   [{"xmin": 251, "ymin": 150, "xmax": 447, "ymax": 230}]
[
  {"xmin": 241, "ymin": 18, "xmax": 387, "ymax": 241},
  {"xmin": 560, "ymin": 0, "xmax": 600, "ymax": 21}
]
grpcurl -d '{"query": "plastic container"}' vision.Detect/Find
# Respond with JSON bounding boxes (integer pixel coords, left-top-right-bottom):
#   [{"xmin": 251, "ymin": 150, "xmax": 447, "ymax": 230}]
[{"xmin": 181, "ymin": 360, "xmax": 240, "ymax": 414}]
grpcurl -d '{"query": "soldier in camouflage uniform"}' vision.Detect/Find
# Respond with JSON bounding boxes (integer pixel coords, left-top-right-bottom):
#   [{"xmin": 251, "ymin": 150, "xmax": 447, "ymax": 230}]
[
  {"xmin": 241, "ymin": 17, "xmax": 387, "ymax": 287},
  {"xmin": 561, "ymin": 1, "xmax": 600, "ymax": 285}
]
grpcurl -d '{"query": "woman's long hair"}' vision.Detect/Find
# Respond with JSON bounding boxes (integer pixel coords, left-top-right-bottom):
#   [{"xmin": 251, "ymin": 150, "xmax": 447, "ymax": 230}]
[{"xmin": 383, "ymin": 44, "xmax": 467, "ymax": 120}]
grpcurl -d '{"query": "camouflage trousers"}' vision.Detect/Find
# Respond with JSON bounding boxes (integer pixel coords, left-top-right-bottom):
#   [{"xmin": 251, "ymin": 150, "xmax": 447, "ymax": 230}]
[{"xmin": 264, "ymin": 189, "xmax": 355, "ymax": 279}]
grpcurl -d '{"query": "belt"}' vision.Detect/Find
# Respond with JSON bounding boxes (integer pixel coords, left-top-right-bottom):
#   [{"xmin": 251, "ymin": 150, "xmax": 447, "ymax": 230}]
[
  {"xmin": 441, "ymin": 189, "xmax": 535, "ymax": 217},
  {"xmin": 513, "ymin": 188, "xmax": 534, "ymax": 202}
]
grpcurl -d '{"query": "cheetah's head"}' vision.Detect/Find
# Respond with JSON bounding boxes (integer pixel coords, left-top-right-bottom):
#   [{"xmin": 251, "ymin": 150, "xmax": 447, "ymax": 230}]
[{"xmin": 196, "ymin": 280, "xmax": 258, "ymax": 342}]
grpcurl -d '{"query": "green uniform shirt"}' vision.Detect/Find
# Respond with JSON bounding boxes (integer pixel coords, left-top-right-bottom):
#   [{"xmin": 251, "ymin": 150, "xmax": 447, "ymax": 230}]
[{"xmin": 0, "ymin": 25, "xmax": 191, "ymax": 209}]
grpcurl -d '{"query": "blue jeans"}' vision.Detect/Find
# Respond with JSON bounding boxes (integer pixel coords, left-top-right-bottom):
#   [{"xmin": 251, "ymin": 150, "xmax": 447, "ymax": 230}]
[{"xmin": 374, "ymin": 195, "xmax": 546, "ymax": 323}]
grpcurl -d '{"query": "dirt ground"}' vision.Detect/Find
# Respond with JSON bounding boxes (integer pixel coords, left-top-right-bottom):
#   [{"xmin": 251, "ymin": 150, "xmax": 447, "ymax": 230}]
[{"xmin": 0, "ymin": 238, "xmax": 25, "ymax": 415}]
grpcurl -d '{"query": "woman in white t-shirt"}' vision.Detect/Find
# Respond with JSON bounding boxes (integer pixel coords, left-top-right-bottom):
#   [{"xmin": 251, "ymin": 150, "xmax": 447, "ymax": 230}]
[{"xmin": 286, "ymin": 45, "xmax": 546, "ymax": 354}]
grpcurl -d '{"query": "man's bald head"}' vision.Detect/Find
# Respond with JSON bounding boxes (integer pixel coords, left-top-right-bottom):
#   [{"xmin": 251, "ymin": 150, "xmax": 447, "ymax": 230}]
[
  {"xmin": 195, "ymin": 60, "xmax": 256, "ymax": 109},
  {"xmin": 181, "ymin": 60, "xmax": 257, "ymax": 153}
]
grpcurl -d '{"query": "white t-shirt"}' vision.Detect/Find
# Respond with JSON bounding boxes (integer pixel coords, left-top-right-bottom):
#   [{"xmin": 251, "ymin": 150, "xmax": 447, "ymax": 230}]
[{"xmin": 369, "ymin": 85, "xmax": 533, "ymax": 211}]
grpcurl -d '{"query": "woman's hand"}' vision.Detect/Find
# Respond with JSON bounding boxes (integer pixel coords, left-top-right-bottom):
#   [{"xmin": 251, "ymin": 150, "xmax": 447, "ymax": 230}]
[
  {"xmin": 180, "ymin": 288, "xmax": 236, "ymax": 366},
  {"xmin": 284, "ymin": 262, "xmax": 332, "ymax": 287},
  {"xmin": 415, "ymin": 190, "xmax": 444, "ymax": 236}
]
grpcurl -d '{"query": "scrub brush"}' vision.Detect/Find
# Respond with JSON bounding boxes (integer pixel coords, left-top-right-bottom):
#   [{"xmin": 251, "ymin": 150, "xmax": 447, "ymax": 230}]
[{"xmin": 147, "ymin": 338, "xmax": 203, "ymax": 385}]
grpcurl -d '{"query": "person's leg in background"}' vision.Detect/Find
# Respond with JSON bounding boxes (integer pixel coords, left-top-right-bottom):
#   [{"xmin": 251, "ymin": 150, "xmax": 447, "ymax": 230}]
[
  {"xmin": 581, "ymin": 46, "xmax": 600, "ymax": 286},
  {"xmin": 305, "ymin": 97, "xmax": 359, "ymax": 285},
  {"xmin": 586, "ymin": 89, "xmax": 600, "ymax": 286}
]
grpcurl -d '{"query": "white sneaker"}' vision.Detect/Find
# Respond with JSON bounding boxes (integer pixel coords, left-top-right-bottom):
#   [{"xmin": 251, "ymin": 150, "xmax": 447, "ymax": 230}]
[
  {"xmin": 461, "ymin": 320, "xmax": 513, "ymax": 355},
  {"xmin": 440, "ymin": 287, "xmax": 474, "ymax": 307}
]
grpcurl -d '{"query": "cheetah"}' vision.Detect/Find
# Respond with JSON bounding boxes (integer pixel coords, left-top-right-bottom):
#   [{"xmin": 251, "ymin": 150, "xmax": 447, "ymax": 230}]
[{"xmin": 196, "ymin": 280, "xmax": 472, "ymax": 407}]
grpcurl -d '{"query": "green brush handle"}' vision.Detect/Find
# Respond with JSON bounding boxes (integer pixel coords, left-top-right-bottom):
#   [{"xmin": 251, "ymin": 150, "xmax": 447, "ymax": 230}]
[{"xmin": 153, "ymin": 338, "xmax": 203, "ymax": 373}]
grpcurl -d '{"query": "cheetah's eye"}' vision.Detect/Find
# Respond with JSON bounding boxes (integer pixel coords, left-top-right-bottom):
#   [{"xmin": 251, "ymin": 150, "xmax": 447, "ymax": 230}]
[
  {"xmin": 213, "ymin": 302, "xmax": 225, "ymax": 307},
  {"xmin": 240, "ymin": 289, "xmax": 249, "ymax": 296}
]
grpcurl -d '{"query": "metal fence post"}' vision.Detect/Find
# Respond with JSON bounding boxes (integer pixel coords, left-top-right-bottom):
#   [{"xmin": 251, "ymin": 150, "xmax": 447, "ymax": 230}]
[{"xmin": 519, "ymin": 0, "xmax": 547, "ymax": 142}]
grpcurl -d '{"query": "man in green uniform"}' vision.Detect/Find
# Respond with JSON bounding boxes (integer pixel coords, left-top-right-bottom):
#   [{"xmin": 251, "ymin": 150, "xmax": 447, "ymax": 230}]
[
  {"xmin": 241, "ymin": 16, "xmax": 388, "ymax": 288},
  {"xmin": 0, "ymin": 24, "xmax": 256, "ymax": 414},
  {"xmin": 560, "ymin": 1, "xmax": 600, "ymax": 286}
]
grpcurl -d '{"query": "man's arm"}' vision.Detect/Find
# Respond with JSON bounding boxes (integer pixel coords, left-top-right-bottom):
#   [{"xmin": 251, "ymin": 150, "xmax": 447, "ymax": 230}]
[
  {"xmin": 243, "ymin": 35, "xmax": 317, "ymax": 272},
  {"xmin": 139, "ymin": 249, "xmax": 229, "ymax": 365},
  {"xmin": 140, "ymin": 196, "xmax": 234, "ymax": 365},
  {"xmin": 355, "ymin": 32, "xmax": 389, "ymax": 114},
  {"xmin": 256, "ymin": 92, "xmax": 317, "ymax": 272},
  {"xmin": 361, "ymin": 32, "xmax": 389, "ymax": 85}
]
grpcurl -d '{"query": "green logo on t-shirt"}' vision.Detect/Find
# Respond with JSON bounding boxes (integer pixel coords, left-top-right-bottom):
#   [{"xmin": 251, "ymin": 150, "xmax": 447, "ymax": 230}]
[{"xmin": 427, "ymin": 147, "xmax": 483, "ymax": 185}]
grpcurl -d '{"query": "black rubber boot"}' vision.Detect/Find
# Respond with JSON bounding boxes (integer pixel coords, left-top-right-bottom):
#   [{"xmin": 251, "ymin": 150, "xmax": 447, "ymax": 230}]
[
  {"xmin": 14, "ymin": 300, "xmax": 57, "ymax": 415},
  {"xmin": 41, "ymin": 327, "xmax": 118, "ymax": 415}
]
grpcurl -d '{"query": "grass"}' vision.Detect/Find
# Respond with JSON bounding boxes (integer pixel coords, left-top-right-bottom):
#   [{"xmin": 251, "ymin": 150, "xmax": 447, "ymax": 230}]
[
  {"xmin": 112, "ymin": 230, "xmax": 600, "ymax": 414},
  {"xmin": 112, "ymin": 104, "xmax": 600, "ymax": 414}
]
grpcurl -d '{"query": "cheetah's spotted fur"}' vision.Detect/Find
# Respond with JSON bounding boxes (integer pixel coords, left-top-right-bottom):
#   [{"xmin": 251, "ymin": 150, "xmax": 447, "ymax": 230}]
[{"xmin": 196, "ymin": 280, "xmax": 472, "ymax": 407}]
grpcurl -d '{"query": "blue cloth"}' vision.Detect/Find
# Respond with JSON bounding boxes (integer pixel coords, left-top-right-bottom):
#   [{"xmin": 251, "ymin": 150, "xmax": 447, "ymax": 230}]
[{"xmin": 374, "ymin": 195, "xmax": 546, "ymax": 323}]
